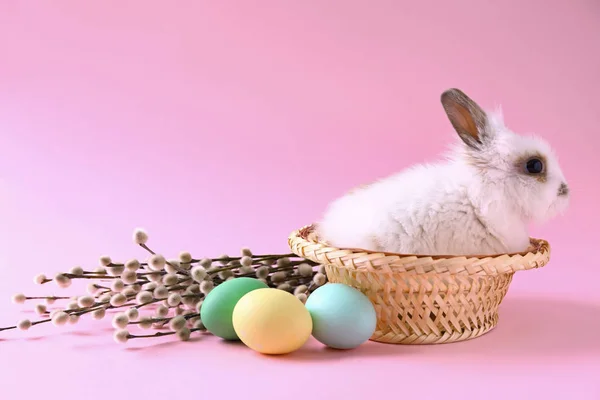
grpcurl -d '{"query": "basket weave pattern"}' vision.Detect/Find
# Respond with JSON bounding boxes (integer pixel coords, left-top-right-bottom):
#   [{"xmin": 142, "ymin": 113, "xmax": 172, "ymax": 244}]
[{"xmin": 289, "ymin": 225, "xmax": 551, "ymax": 344}]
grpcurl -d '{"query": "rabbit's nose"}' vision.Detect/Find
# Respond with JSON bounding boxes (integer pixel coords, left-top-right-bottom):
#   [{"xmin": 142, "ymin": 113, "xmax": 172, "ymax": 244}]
[{"xmin": 558, "ymin": 182, "xmax": 569, "ymax": 196}]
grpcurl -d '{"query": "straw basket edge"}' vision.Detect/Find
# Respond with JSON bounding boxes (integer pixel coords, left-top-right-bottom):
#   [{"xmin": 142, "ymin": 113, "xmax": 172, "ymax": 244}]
[{"xmin": 288, "ymin": 224, "xmax": 551, "ymax": 345}]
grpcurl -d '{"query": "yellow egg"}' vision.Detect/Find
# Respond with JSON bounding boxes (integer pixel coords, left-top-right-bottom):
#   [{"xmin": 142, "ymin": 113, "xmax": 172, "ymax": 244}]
[{"xmin": 232, "ymin": 288, "xmax": 312, "ymax": 355}]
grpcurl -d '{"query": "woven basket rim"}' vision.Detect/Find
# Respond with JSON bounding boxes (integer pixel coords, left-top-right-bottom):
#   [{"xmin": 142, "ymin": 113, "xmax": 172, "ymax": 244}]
[{"xmin": 288, "ymin": 224, "xmax": 551, "ymax": 276}]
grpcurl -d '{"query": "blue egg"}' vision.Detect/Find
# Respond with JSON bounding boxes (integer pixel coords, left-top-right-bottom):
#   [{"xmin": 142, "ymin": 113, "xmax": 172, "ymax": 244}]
[{"xmin": 305, "ymin": 283, "xmax": 376, "ymax": 349}]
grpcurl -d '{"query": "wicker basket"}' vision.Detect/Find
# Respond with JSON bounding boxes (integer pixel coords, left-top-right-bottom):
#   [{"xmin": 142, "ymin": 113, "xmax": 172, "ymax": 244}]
[{"xmin": 288, "ymin": 224, "xmax": 551, "ymax": 345}]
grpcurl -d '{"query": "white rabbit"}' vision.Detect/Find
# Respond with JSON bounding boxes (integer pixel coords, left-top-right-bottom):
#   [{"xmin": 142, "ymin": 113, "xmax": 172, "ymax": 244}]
[{"xmin": 317, "ymin": 88, "xmax": 570, "ymax": 256}]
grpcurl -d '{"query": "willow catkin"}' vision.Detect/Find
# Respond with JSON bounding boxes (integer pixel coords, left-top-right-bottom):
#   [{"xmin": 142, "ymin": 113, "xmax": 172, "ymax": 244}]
[{"xmin": 1, "ymin": 227, "xmax": 325, "ymax": 345}]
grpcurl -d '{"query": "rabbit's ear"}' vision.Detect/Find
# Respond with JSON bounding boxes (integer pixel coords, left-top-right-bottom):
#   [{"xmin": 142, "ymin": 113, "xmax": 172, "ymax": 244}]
[{"xmin": 441, "ymin": 88, "xmax": 490, "ymax": 150}]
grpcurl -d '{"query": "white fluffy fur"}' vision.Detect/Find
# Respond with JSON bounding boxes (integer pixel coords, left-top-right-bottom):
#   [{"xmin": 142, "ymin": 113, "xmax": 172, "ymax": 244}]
[{"xmin": 317, "ymin": 93, "xmax": 569, "ymax": 256}]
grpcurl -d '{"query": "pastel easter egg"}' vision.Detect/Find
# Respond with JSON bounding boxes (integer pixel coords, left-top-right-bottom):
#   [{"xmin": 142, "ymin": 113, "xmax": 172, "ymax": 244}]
[
  {"xmin": 232, "ymin": 288, "xmax": 312, "ymax": 355},
  {"xmin": 200, "ymin": 277, "xmax": 268, "ymax": 340},
  {"xmin": 305, "ymin": 283, "xmax": 376, "ymax": 349}
]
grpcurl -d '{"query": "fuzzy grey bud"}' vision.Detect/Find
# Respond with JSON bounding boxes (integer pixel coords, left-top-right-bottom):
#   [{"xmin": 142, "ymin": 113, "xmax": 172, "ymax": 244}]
[
  {"xmin": 87, "ymin": 283, "xmax": 100, "ymax": 295},
  {"xmin": 114, "ymin": 329, "xmax": 130, "ymax": 344},
  {"xmin": 162, "ymin": 274, "xmax": 179, "ymax": 286},
  {"xmin": 296, "ymin": 293, "xmax": 308, "ymax": 304},
  {"xmin": 112, "ymin": 313, "xmax": 129, "ymax": 329},
  {"xmin": 142, "ymin": 282, "xmax": 157, "ymax": 291},
  {"xmin": 313, "ymin": 272, "xmax": 327, "ymax": 286},
  {"xmin": 277, "ymin": 283, "xmax": 291, "ymax": 292},
  {"xmin": 179, "ymin": 251, "xmax": 193, "ymax": 263},
  {"xmin": 107, "ymin": 265, "xmax": 125, "ymax": 277},
  {"xmin": 200, "ymin": 281, "xmax": 214, "ymax": 294},
  {"xmin": 255, "ymin": 266, "xmax": 269, "ymax": 279},
  {"xmin": 217, "ymin": 255, "xmax": 229, "ymax": 266},
  {"xmin": 98, "ymin": 293, "xmax": 112, "ymax": 303},
  {"xmin": 153, "ymin": 285, "xmax": 169, "ymax": 300},
  {"xmin": 125, "ymin": 259, "xmax": 141, "ymax": 271},
  {"xmin": 167, "ymin": 293, "xmax": 182, "ymax": 307},
  {"xmin": 277, "ymin": 257, "xmax": 290, "ymax": 267},
  {"xmin": 147, "ymin": 272, "xmax": 162, "ymax": 283},
  {"xmin": 35, "ymin": 303, "xmax": 47, "ymax": 315},
  {"xmin": 218, "ymin": 270, "xmax": 234, "ymax": 280},
  {"xmin": 298, "ymin": 263, "xmax": 314, "ymax": 277},
  {"xmin": 169, "ymin": 316, "xmax": 186, "ymax": 331},
  {"xmin": 191, "ymin": 266, "xmax": 207, "ymax": 283},
  {"xmin": 136, "ymin": 291, "xmax": 153, "ymax": 305},
  {"xmin": 12, "ymin": 293, "xmax": 26, "ymax": 304},
  {"xmin": 111, "ymin": 279, "xmax": 125, "ymax": 292},
  {"xmin": 240, "ymin": 256, "xmax": 253, "ymax": 268},
  {"xmin": 18, "ymin": 319, "xmax": 32, "ymax": 331},
  {"xmin": 99, "ymin": 255, "xmax": 112, "ymax": 267},
  {"xmin": 139, "ymin": 317, "xmax": 152, "ymax": 329},
  {"xmin": 91, "ymin": 308, "xmax": 106, "ymax": 320},
  {"xmin": 156, "ymin": 305, "xmax": 169, "ymax": 318},
  {"xmin": 148, "ymin": 254, "xmax": 166, "ymax": 271},
  {"xmin": 187, "ymin": 284, "xmax": 200, "ymax": 294},
  {"xmin": 271, "ymin": 271, "xmax": 287, "ymax": 284},
  {"xmin": 121, "ymin": 270, "xmax": 138, "ymax": 284},
  {"xmin": 293, "ymin": 285, "xmax": 308, "ymax": 296},
  {"xmin": 54, "ymin": 273, "xmax": 71, "ymax": 288},
  {"xmin": 165, "ymin": 259, "xmax": 182, "ymax": 274},
  {"xmin": 34, "ymin": 274, "xmax": 47, "ymax": 285},
  {"xmin": 126, "ymin": 308, "xmax": 139, "ymax": 321},
  {"xmin": 110, "ymin": 293, "xmax": 127, "ymax": 307},
  {"xmin": 176, "ymin": 327, "xmax": 191, "ymax": 341},
  {"xmin": 52, "ymin": 312, "xmax": 69, "ymax": 326},
  {"xmin": 77, "ymin": 296, "xmax": 95, "ymax": 308},
  {"xmin": 133, "ymin": 228, "xmax": 149, "ymax": 245},
  {"xmin": 182, "ymin": 296, "xmax": 197, "ymax": 307},
  {"xmin": 239, "ymin": 265, "xmax": 254, "ymax": 274}
]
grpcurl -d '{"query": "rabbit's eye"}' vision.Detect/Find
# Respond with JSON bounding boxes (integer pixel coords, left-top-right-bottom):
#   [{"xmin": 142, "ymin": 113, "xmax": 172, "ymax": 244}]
[{"xmin": 526, "ymin": 158, "xmax": 544, "ymax": 174}]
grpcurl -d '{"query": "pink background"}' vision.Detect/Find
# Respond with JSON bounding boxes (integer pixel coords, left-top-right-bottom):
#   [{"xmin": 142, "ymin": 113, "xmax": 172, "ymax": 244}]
[{"xmin": 1, "ymin": 1, "xmax": 599, "ymax": 399}]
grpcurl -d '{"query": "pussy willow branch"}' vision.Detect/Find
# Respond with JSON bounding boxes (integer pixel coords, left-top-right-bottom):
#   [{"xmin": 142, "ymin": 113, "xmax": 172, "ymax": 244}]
[{"xmin": 2, "ymin": 228, "xmax": 327, "ymax": 343}]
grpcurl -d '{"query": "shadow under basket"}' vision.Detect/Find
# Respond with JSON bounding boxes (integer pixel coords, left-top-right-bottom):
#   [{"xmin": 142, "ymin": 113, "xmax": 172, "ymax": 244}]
[{"xmin": 288, "ymin": 225, "xmax": 551, "ymax": 345}]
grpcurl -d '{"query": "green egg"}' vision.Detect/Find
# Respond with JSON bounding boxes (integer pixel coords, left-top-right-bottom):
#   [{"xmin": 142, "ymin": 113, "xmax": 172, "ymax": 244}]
[{"xmin": 200, "ymin": 277, "xmax": 268, "ymax": 340}]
